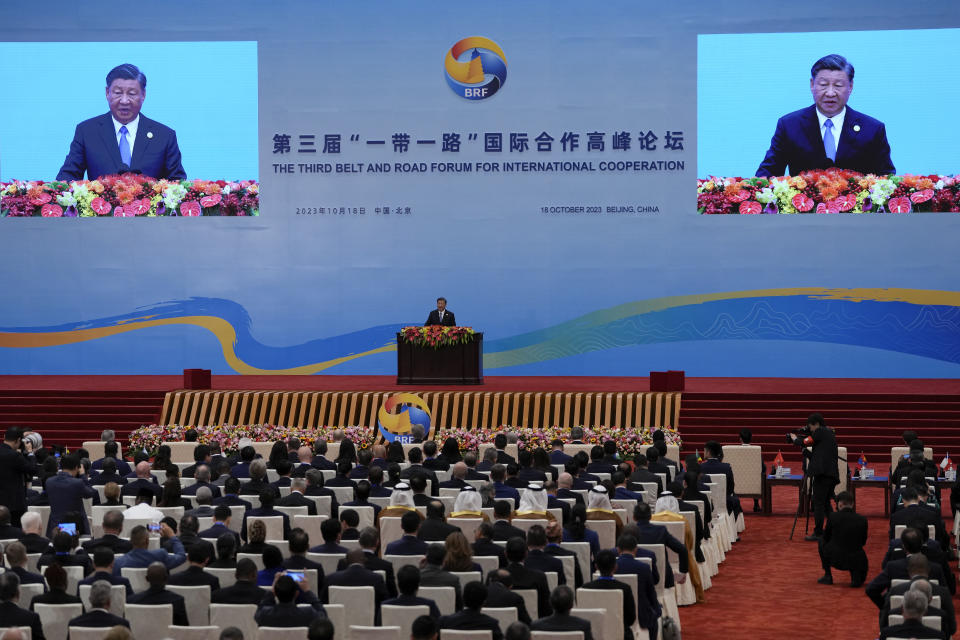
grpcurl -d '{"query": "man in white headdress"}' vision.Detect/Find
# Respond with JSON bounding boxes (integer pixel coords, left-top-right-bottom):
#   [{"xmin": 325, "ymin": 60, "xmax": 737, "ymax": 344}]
[
  {"xmin": 449, "ymin": 486, "xmax": 487, "ymax": 521},
  {"xmin": 586, "ymin": 484, "xmax": 623, "ymax": 537},
  {"xmin": 379, "ymin": 481, "xmax": 423, "ymax": 520},
  {"xmin": 652, "ymin": 490, "xmax": 704, "ymax": 602},
  {"xmin": 514, "ymin": 483, "xmax": 555, "ymax": 522}
]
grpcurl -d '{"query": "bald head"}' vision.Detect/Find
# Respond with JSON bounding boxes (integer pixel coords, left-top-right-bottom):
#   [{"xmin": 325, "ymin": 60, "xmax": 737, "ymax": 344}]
[
  {"xmin": 146, "ymin": 562, "xmax": 168, "ymax": 586},
  {"xmin": 451, "ymin": 462, "xmax": 467, "ymax": 480},
  {"xmin": 135, "ymin": 461, "xmax": 151, "ymax": 478},
  {"xmin": 298, "ymin": 446, "xmax": 312, "ymax": 463},
  {"xmin": 558, "ymin": 472, "xmax": 573, "ymax": 489}
]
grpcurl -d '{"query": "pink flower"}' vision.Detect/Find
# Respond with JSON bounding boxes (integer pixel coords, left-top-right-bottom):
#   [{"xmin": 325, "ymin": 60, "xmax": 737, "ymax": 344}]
[
  {"xmin": 113, "ymin": 205, "xmax": 136, "ymax": 217},
  {"xmin": 180, "ymin": 201, "xmax": 201, "ymax": 217},
  {"xmin": 90, "ymin": 197, "xmax": 112, "ymax": 216},
  {"xmin": 40, "ymin": 203, "xmax": 63, "ymax": 217},
  {"xmin": 200, "ymin": 194, "xmax": 222, "ymax": 208}
]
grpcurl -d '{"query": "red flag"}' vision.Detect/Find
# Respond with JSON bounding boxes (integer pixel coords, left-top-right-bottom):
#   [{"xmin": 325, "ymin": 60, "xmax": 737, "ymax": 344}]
[{"xmin": 773, "ymin": 451, "xmax": 784, "ymax": 469}]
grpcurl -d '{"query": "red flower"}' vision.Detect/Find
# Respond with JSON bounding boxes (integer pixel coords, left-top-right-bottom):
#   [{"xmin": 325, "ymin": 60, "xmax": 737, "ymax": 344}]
[
  {"xmin": 29, "ymin": 192, "xmax": 52, "ymax": 206},
  {"xmin": 200, "ymin": 194, "xmax": 222, "ymax": 208},
  {"xmin": 910, "ymin": 189, "xmax": 934, "ymax": 204},
  {"xmin": 180, "ymin": 201, "xmax": 202, "ymax": 217},
  {"xmin": 738, "ymin": 200, "xmax": 761, "ymax": 215},
  {"xmin": 730, "ymin": 190, "xmax": 751, "ymax": 203},
  {"xmin": 113, "ymin": 205, "xmax": 136, "ymax": 217},
  {"xmin": 887, "ymin": 196, "xmax": 912, "ymax": 213},
  {"xmin": 128, "ymin": 198, "xmax": 151, "ymax": 216},
  {"xmin": 834, "ymin": 194, "xmax": 856, "ymax": 211},
  {"xmin": 90, "ymin": 197, "xmax": 112, "ymax": 216},
  {"xmin": 792, "ymin": 194, "xmax": 815, "ymax": 212},
  {"xmin": 40, "ymin": 203, "xmax": 63, "ymax": 217}
]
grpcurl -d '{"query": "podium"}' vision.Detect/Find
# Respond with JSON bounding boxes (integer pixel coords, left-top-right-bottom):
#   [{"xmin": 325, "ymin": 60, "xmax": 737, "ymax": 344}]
[{"xmin": 396, "ymin": 332, "xmax": 483, "ymax": 385}]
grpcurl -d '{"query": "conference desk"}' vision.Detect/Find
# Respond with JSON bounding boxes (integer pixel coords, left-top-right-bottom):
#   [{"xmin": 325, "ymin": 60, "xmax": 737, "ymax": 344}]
[
  {"xmin": 848, "ymin": 475, "xmax": 891, "ymax": 516},
  {"xmin": 762, "ymin": 474, "xmax": 807, "ymax": 516}
]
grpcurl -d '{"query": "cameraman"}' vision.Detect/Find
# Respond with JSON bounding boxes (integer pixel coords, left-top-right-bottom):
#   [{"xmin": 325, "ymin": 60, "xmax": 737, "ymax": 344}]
[
  {"xmin": 788, "ymin": 413, "xmax": 838, "ymax": 542},
  {"xmin": 0, "ymin": 427, "xmax": 39, "ymax": 527}
]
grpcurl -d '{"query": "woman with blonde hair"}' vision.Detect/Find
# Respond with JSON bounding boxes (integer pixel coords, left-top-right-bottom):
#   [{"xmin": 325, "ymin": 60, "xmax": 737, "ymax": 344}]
[{"xmin": 442, "ymin": 531, "xmax": 482, "ymax": 572}]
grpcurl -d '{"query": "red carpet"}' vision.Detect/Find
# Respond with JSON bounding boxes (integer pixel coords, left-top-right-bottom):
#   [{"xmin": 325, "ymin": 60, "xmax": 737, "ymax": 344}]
[{"xmin": 678, "ymin": 485, "xmax": 959, "ymax": 640}]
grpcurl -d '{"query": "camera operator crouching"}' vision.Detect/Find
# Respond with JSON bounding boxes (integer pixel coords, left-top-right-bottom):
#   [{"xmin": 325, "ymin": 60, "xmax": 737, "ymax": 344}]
[{"xmin": 788, "ymin": 413, "xmax": 839, "ymax": 542}]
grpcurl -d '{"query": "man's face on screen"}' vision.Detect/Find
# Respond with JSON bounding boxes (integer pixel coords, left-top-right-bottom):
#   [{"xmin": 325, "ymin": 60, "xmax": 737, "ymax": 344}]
[
  {"xmin": 810, "ymin": 70, "xmax": 852, "ymax": 118},
  {"xmin": 106, "ymin": 78, "xmax": 145, "ymax": 125}
]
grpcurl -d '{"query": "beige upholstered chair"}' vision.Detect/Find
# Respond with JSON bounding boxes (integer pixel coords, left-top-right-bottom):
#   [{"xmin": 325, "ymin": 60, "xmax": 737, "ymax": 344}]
[
  {"xmin": 721, "ymin": 444, "xmax": 763, "ymax": 498},
  {"xmin": 576, "ymin": 588, "xmax": 624, "ymax": 640},
  {"xmin": 209, "ymin": 603, "xmax": 258, "ymax": 640},
  {"xmin": 531, "ymin": 633, "xmax": 584, "ymax": 640},
  {"xmin": 167, "ymin": 584, "xmax": 211, "ymax": 626},
  {"xmin": 837, "ymin": 447, "xmax": 849, "ymax": 493},
  {"xmin": 34, "ymin": 603, "xmax": 82, "ymax": 640},
  {"xmin": 891, "ymin": 446, "xmax": 933, "ymax": 474},
  {"xmin": 480, "ymin": 607, "xmax": 518, "ymax": 630},
  {"xmin": 78, "ymin": 583, "xmax": 126, "ymax": 617},
  {"xmin": 167, "ymin": 626, "xmax": 221, "ymax": 640},
  {"xmin": 418, "ymin": 585, "xmax": 457, "ymax": 616},
  {"xmin": 125, "ymin": 603, "xmax": 174, "ymax": 640},
  {"xmin": 257, "ymin": 627, "xmax": 310, "ymax": 639},
  {"xmin": 328, "ymin": 585, "xmax": 375, "ymax": 626},
  {"xmin": 381, "ymin": 604, "xmax": 429, "ymax": 634},
  {"xmin": 69, "ymin": 628, "xmax": 106, "ymax": 640},
  {"xmin": 162, "ymin": 442, "xmax": 198, "ymax": 463}
]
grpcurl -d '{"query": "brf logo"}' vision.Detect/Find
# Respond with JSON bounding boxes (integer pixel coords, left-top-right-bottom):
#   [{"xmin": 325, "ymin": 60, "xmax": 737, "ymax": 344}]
[
  {"xmin": 377, "ymin": 393, "xmax": 432, "ymax": 443},
  {"xmin": 444, "ymin": 37, "xmax": 507, "ymax": 100}
]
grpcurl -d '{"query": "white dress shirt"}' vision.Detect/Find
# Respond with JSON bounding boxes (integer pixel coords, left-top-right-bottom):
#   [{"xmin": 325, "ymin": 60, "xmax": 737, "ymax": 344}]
[
  {"xmin": 815, "ymin": 107, "xmax": 845, "ymax": 152},
  {"xmin": 112, "ymin": 114, "xmax": 140, "ymax": 160}
]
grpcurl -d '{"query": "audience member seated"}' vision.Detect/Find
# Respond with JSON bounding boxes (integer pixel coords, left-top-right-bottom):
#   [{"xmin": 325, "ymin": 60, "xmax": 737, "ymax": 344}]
[
  {"xmin": 67, "ymin": 579, "xmax": 130, "ymax": 629},
  {"xmin": 334, "ymin": 527, "xmax": 397, "ymax": 598},
  {"xmin": 199, "ymin": 505, "xmax": 240, "ymax": 546},
  {"xmin": 889, "ymin": 486, "xmax": 949, "ymax": 551},
  {"xmin": 309, "ymin": 440, "xmax": 337, "ymax": 471},
  {"xmin": 877, "ymin": 553, "xmax": 956, "ymax": 635},
  {"xmin": 582, "ymin": 549, "xmax": 636, "ymax": 640},
  {"xmin": 38, "ymin": 530, "xmax": 93, "ymax": 575},
  {"xmin": 28, "ymin": 564, "xmax": 83, "ymax": 609},
  {"xmin": 121, "ymin": 461, "xmax": 162, "ymax": 499},
  {"xmin": 113, "ymin": 524, "xmax": 186, "ymax": 574},
  {"xmin": 283, "ymin": 527, "xmax": 326, "ymax": 573},
  {"xmin": 632, "ymin": 503, "xmax": 679, "ymax": 588},
  {"xmin": 884, "ymin": 578, "xmax": 953, "ymax": 639},
  {"xmin": 339, "ymin": 509, "xmax": 360, "ymax": 541},
  {"xmin": 79, "ymin": 547, "xmax": 134, "ymax": 595},
  {"xmin": 277, "ymin": 476, "xmax": 318, "ymax": 515},
  {"xmin": 401, "ymin": 449, "xmax": 439, "ymax": 490},
  {"xmin": 443, "ymin": 531, "xmax": 482, "ymax": 573},
  {"xmin": 879, "ymin": 588, "xmax": 945, "ymax": 640},
  {"xmin": 169, "ymin": 540, "xmax": 220, "ymax": 589},
  {"xmin": 0, "ymin": 573, "xmax": 44, "ymax": 640},
  {"xmin": 209, "ymin": 532, "xmax": 239, "ymax": 569},
  {"xmin": 556, "ymin": 473, "xmax": 585, "ymax": 505},
  {"xmin": 449, "ymin": 486, "xmax": 487, "ymax": 522},
  {"xmin": 255, "ymin": 574, "xmax": 325, "ymax": 627},
  {"xmin": 645, "ymin": 446, "xmax": 671, "ymax": 482},
  {"xmin": 612, "ymin": 471, "xmax": 644, "ymax": 501},
  {"xmin": 342, "ymin": 479, "xmax": 382, "ymax": 518},
  {"xmin": 586, "ymin": 445, "xmax": 616, "ymax": 475},
  {"xmin": 514, "ymin": 484, "xmax": 554, "ymax": 523},
  {"xmin": 490, "ymin": 465, "xmax": 521, "ymax": 507},
  {"xmin": 92, "ymin": 440, "xmax": 132, "ymax": 477},
  {"xmin": 816, "ymin": 491, "xmax": 868, "ymax": 587},
  {"xmin": 586, "ymin": 485, "xmax": 624, "ymax": 538},
  {"xmin": 530, "ymin": 584, "xmax": 593, "ymax": 639},
  {"xmin": 383, "ymin": 564, "xmax": 442, "ymax": 618},
  {"xmin": 82, "ymin": 510, "xmax": 133, "ymax": 554},
  {"xmin": 322, "ymin": 548, "xmax": 389, "ymax": 625},
  {"xmin": 211, "ymin": 558, "xmax": 267, "ymax": 605},
  {"xmin": 484, "ymin": 569, "xmax": 531, "ymax": 625},
  {"xmin": 213, "ymin": 477, "xmax": 253, "ymax": 510},
  {"xmin": 17, "ymin": 511, "xmax": 52, "ymax": 554},
  {"xmin": 410, "ymin": 474, "xmax": 434, "ymax": 507},
  {"xmin": 4, "ymin": 541, "xmax": 46, "ymax": 588},
  {"xmin": 241, "ymin": 490, "xmax": 291, "ymax": 542},
  {"xmin": 91, "ymin": 458, "xmax": 127, "ymax": 487},
  {"xmin": 101, "ymin": 481, "xmax": 124, "ymax": 507},
  {"xmin": 167, "ymin": 514, "xmax": 202, "ymax": 554},
  {"xmin": 385, "ymin": 511, "xmax": 430, "ymax": 556},
  {"xmin": 185, "ymin": 487, "xmax": 216, "ymax": 518},
  {"xmin": 123, "ymin": 490, "xmax": 164, "ymax": 521},
  {"xmin": 523, "ymin": 525, "xmax": 565, "ymax": 585},
  {"xmin": 421, "ymin": 543, "xmax": 464, "ymax": 610},
  {"xmin": 562, "ymin": 504, "xmax": 599, "ymax": 560},
  {"xmin": 326, "ymin": 459, "xmax": 358, "ymax": 489},
  {"xmin": 419, "ymin": 501, "xmax": 461, "ymax": 542},
  {"xmin": 505, "ymin": 463, "xmax": 528, "ymax": 492},
  {"xmin": 441, "ymin": 463, "xmax": 470, "ymax": 491},
  {"xmin": 867, "ymin": 527, "xmax": 947, "ymax": 608},
  {"xmin": 422, "ymin": 440, "xmax": 449, "ymax": 472},
  {"xmin": 239, "ymin": 519, "xmax": 274, "ymax": 555},
  {"xmin": 472, "ymin": 522, "xmax": 507, "ymax": 568},
  {"xmin": 239, "ymin": 460, "xmax": 280, "ymax": 500},
  {"xmin": 629, "ymin": 454, "xmax": 663, "ymax": 495},
  {"xmin": 230, "ymin": 446, "xmax": 257, "ymax": 480},
  {"xmin": 257, "ymin": 545, "xmax": 289, "ymax": 588},
  {"xmin": 309, "ymin": 517, "xmax": 349, "ymax": 555},
  {"xmin": 614, "ymin": 532, "xmax": 661, "ymax": 637},
  {"xmin": 882, "ymin": 518, "xmax": 955, "ymax": 595},
  {"xmin": 126, "ymin": 562, "xmax": 189, "ymax": 626},
  {"xmin": 477, "ymin": 447, "xmax": 498, "ymax": 473},
  {"xmin": 652, "ymin": 490, "xmax": 704, "ymax": 602},
  {"xmin": 504, "ymin": 536, "xmax": 551, "ymax": 618},
  {"xmin": 181, "ymin": 444, "xmax": 212, "ymax": 480},
  {"xmin": 438, "ymin": 581, "xmax": 503, "ymax": 640},
  {"xmin": 348, "ymin": 449, "xmax": 373, "ymax": 480},
  {"xmin": 492, "ymin": 501, "xmax": 525, "ymax": 542},
  {"xmin": 543, "ymin": 521, "xmax": 583, "ymax": 588}
]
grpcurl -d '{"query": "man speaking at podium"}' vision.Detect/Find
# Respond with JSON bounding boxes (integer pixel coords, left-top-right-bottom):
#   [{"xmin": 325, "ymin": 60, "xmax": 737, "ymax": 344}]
[
  {"xmin": 425, "ymin": 297, "xmax": 456, "ymax": 326},
  {"xmin": 57, "ymin": 64, "xmax": 187, "ymax": 181},
  {"xmin": 756, "ymin": 54, "xmax": 894, "ymax": 177}
]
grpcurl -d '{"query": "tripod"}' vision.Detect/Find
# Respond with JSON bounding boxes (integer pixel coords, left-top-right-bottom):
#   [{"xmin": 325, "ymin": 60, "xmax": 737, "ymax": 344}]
[{"xmin": 789, "ymin": 467, "xmax": 812, "ymax": 540}]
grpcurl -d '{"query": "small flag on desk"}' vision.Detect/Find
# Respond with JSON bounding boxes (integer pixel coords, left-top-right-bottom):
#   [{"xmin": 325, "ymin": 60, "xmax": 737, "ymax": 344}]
[
  {"xmin": 695, "ymin": 449, "xmax": 702, "ymax": 463},
  {"xmin": 772, "ymin": 450, "xmax": 784, "ymax": 469},
  {"xmin": 858, "ymin": 453, "xmax": 868, "ymax": 468},
  {"xmin": 940, "ymin": 452, "xmax": 952, "ymax": 470}
]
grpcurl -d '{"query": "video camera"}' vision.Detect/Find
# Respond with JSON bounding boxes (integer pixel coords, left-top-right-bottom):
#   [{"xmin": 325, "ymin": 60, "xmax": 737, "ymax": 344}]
[{"xmin": 785, "ymin": 425, "xmax": 812, "ymax": 445}]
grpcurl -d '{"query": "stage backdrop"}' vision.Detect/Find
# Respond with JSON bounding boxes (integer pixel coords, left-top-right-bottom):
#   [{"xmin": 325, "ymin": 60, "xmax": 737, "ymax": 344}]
[{"xmin": 1, "ymin": 0, "xmax": 959, "ymax": 378}]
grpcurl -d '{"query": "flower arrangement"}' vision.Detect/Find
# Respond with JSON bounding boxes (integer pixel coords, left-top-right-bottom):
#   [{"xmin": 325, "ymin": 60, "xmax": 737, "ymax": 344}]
[
  {"xmin": 698, "ymin": 170, "xmax": 960, "ymax": 214},
  {"xmin": 0, "ymin": 173, "xmax": 259, "ymax": 217},
  {"xmin": 129, "ymin": 422, "xmax": 681, "ymax": 457},
  {"xmin": 399, "ymin": 325, "xmax": 477, "ymax": 349}
]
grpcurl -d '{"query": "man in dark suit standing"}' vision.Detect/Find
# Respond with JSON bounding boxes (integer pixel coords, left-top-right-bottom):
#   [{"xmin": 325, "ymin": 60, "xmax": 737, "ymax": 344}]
[
  {"xmin": 57, "ymin": 64, "xmax": 186, "ymax": 181},
  {"xmin": 817, "ymin": 491, "xmax": 868, "ymax": 586},
  {"xmin": 45, "ymin": 454, "xmax": 97, "ymax": 536},
  {"xmin": 0, "ymin": 428, "xmax": 38, "ymax": 527},
  {"xmin": 531, "ymin": 585, "xmax": 594, "ymax": 640},
  {"xmin": 425, "ymin": 297, "xmax": 456, "ymax": 326},
  {"xmin": 789, "ymin": 413, "xmax": 839, "ymax": 541},
  {"xmin": 756, "ymin": 54, "xmax": 894, "ymax": 177}
]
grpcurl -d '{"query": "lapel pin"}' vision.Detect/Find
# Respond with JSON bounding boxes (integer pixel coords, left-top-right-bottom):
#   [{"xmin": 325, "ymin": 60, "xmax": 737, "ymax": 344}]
[
  {"xmin": 852, "ymin": 125, "xmax": 860, "ymax": 132},
  {"xmin": 147, "ymin": 131, "xmax": 154, "ymax": 139}
]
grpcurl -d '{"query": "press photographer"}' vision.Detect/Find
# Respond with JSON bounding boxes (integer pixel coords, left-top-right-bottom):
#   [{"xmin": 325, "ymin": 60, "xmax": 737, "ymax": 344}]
[
  {"xmin": 788, "ymin": 413, "xmax": 839, "ymax": 541},
  {"xmin": 0, "ymin": 427, "xmax": 39, "ymax": 527}
]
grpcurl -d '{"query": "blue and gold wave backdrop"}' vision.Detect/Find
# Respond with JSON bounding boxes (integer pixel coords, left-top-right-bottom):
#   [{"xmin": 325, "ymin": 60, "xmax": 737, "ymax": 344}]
[{"xmin": 1, "ymin": 1, "xmax": 959, "ymax": 377}]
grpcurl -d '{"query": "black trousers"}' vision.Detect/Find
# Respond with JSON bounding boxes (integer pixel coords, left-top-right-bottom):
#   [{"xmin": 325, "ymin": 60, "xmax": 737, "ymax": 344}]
[{"xmin": 810, "ymin": 475, "xmax": 834, "ymax": 535}]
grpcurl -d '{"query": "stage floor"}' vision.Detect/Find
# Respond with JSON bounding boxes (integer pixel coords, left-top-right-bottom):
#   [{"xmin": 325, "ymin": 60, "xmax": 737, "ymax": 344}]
[{"xmin": 1, "ymin": 374, "xmax": 959, "ymax": 394}]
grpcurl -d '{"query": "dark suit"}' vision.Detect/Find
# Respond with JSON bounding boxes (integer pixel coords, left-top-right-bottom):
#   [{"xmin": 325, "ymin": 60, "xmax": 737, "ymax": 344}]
[
  {"xmin": 492, "ymin": 520, "xmax": 525, "ymax": 542},
  {"xmin": 255, "ymin": 601, "xmax": 321, "ymax": 627},
  {"xmin": 889, "ymin": 503, "xmax": 949, "ymax": 549},
  {"xmin": 531, "ymin": 613, "xmax": 594, "ymax": 640},
  {"xmin": 127, "ymin": 585, "xmax": 189, "ymax": 626},
  {"xmin": 0, "ymin": 443, "xmax": 37, "ymax": 524},
  {"xmin": 556, "ymin": 488, "xmax": 585, "ymax": 506},
  {"xmin": 20, "ymin": 533, "xmax": 53, "ymax": 554},
  {"xmin": 425, "ymin": 309, "xmax": 456, "ymax": 326},
  {"xmin": 472, "ymin": 539, "xmax": 507, "ymax": 568},
  {"xmin": 211, "ymin": 579, "xmax": 267, "ymax": 605},
  {"xmin": 212, "ymin": 494, "xmax": 253, "ymax": 510},
  {"xmin": 38, "ymin": 551, "xmax": 92, "ymax": 575},
  {"xmin": 525, "ymin": 549, "xmax": 566, "ymax": 585},
  {"xmin": 756, "ymin": 104, "xmax": 895, "ymax": 177},
  {"xmin": 884, "ymin": 578, "xmax": 955, "ymax": 638},
  {"xmin": 57, "ymin": 113, "xmax": 187, "ymax": 181},
  {"xmin": 29, "ymin": 588, "xmax": 82, "ymax": 610},
  {"xmin": 879, "ymin": 619, "xmax": 944, "ymax": 640},
  {"xmin": 634, "ymin": 522, "xmax": 682, "ymax": 585},
  {"xmin": 418, "ymin": 517, "xmax": 461, "ymax": 542},
  {"xmin": 78, "ymin": 571, "xmax": 134, "ymax": 596},
  {"xmin": 9, "ymin": 566, "xmax": 45, "ymax": 589},
  {"xmin": 182, "ymin": 481, "xmax": 222, "ymax": 498},
  {"xmin": 582, "ymin": 577, "xmax": 636, "ymax": 640},
  {"xmin": 506, "ymin": 562, "xmax": 551, "ymax": 618},
  {"xmin": 121, "ymin": 478, "xmax": 163, "ymax": 499},
  {"xmin": 67, "ymin": 608, "xmax": 130, "ymax": 629},
  {"xmin": 334, "ymin": 550, "xmax": 397, "ymax": 598},
  {"xmin": 439, "ymin": 477, "xmax": 469, "ymax": 490},
  {"xmin": 322, "ymin": 564, "xmax": 388, "ymax": 624},
  {"xmin": 546, "ymin": 495, "xmax": 572, "ymax": 525},
  {"xmin": 239, "ymin": 479, "xmax": 279, "ymax": 499},
  {"xmin": 384, "ymin": 535, "xmax": 429, "ymax": 556},
  {"xmin": 495, "ymin": 450, "xmax": 516, "ymax": 465},
  {"xmin": 438, "ymin": 609, "xmax": 502, "ymax": 640},
  {"xmin": 545, "ymin": 543, "xmax": 584, "ymax": 588},
  {"xmin": 794, "ymin": 427, "xmax": 838, "ymax": 535},
  {"xmin": 89, "ymin": 471, "xmax": 127, "ymax": 487},
  {"xmin": 818, "ymin": 508, "xmax": 868, "ymax": 583},
  {"xmin": 549, "ymin": 450, "xmax": 573, "ymax": 465},
  {"xmin": 45, "ymin": 472, "xmax": 98, "ymax": 536},
  {"xmin": 420, "ymin": 564, "xmax": 464, "ymax": 611},
  {"xmin": 615, "ymin": 553, "xmax": 661, "ymax": 634},
  {"xmin": 276, "ymin": 491, "xmax": 318, "ymax": 516},
  {"xmin": 866, "ymin": 555, "xmax": 947, "ymax": 608},
  {"xmin": 0, "ymin": 601, "xmax": 43, "ymax": 639},
  {"xmin": 382, "ymin": 594, "xmax": 441, "ymax": 619},
  {"xmin": 484, "ymin": 581, "xmax": 530, "ymax": 624},
  {"xmin": 168, "ymin": 565, "xmax": 220, "ymax": 590}
]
